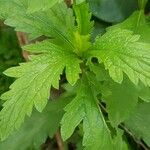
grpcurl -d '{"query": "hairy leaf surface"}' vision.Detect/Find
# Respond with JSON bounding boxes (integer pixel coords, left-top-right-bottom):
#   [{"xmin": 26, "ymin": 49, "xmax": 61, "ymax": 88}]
[
  {"xmin": 0, "ymin": 41, "xmax": 81, "ymax": 140},
  {"xmin": 0, "ymin": 1, "xmax": 75, "ymax": 49},
  {"xmin": 90, "ymin": 28, "xmax": 150, "ymax": 86},
  {"xmin": 61, "ymin": 74, "xmax": 113, "ymax": 149}
]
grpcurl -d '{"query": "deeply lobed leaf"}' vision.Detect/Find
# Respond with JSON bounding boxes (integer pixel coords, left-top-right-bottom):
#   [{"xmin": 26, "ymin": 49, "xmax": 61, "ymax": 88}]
[
  {"xmin": 0, "ymin": 1, "xmax": 76, "ymax": 50},
  {"xmin": 61, "ymin": 73, "xmax": 129, "ymax": 149},
  {"xmin": 0, "ymin": 95, "xmax": 72, "ymax": 150},
  {"xmin": 90, "ymin": 28, "xmax": 150, "ymax": 86},
  {"xmin": 0, "ymin": 40, "xmax": 81, "ymax": 140}
]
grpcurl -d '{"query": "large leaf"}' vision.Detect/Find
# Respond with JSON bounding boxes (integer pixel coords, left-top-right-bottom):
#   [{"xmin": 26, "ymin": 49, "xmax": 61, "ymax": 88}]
[
  {"xmin": 61, "ymin": 73, "xmax": 113, "ymax": 149},
  {"xmin": 61, "ymin": 73, "xmax": 129, "ymax": 149},
  {"xmin": 87, "ymin": 0, "xmax": 138, "ymax": 23},
  {"xmin": 125, "ymin": 102, "xmax": 150, "ymax": 147},
  {"xmin": 90, "ymin": 28, "xmax": 150, "ymax": 86},
  {"xmin": 0, "ymin": 40, "xmax": 81, "ymax": 140},
  {"xmin": 0, "ymin": 1, "xmax": 75, "ymax": 49},
  {"xmin": 27, "ymin": 0, "xmax": 63, "ymax": 13},
  {"xmin": 0, "ymin": 96, "xmax": 71, "ymax": 150}
]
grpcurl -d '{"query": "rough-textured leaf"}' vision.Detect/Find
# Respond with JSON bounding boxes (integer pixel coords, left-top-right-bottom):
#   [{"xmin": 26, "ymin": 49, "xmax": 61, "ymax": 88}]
[
  {"xmin": 90, "ymin": 28, "xmax": 150, "ymax": 86},
  {"xmin": 0, "ymin": 1, "xmax": 75, "ymax": 49},
  {"xmin": 87, "ymin": 0, "xmax": 138, "ymax": 23},
  {"xmin": 125, "ymin": 102, "xmax": 150, "ymax": 147},
  {"xmin": 102, "ymin": 78, "xmax": 139, "ymax": 126},
  {"xmin": 0, "ymin": 96, "xmax": 71, "ymax": 150},
  {"xmin": 27, "ymin": 0, "xmax": 63, "ymax": 13},
  {"xmin": 111, "ymin": 11, "xmax": 150, "ymax": 42},
  {"xmin": 61, "ymin": 73, "xmax": 113, "ymax": 149},
  {"xmin": 0, "ymin": 40, "xmax": 81, "ymax": 140}
]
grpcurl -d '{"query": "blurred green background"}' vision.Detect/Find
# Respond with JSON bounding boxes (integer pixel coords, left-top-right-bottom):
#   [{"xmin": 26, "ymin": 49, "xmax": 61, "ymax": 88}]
[{"xmin": 0, "ymin": 24, "xmax": 23, "ymax": 96}]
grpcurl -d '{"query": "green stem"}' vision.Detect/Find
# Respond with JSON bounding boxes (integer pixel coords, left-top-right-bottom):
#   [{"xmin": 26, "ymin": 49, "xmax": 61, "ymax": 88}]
[{"xmin": 138, "ymin": 0, "xmax": 148, "ymax": 10}]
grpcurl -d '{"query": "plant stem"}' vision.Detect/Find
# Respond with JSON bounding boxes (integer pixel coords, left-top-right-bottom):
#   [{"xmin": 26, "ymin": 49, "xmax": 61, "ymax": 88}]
[
  {"xmin": 119, "ymin": 124, "xmax": 149, "ymax": 150},
  {"xmin": 55, "ymin": 130, "xmax": 64, "ymax": 150},
  {"xmin": 16, "ymin": 31, "xmax": 29, "ymax": 61}
]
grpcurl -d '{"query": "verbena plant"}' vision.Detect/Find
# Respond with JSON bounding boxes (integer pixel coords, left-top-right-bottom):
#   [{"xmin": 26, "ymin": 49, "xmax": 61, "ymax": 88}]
[{"xmin": 0, "ymin": 0, "xmax": 150, "ymax": 149}]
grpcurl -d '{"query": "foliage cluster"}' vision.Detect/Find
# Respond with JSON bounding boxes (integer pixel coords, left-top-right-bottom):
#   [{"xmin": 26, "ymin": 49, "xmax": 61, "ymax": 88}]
[{"xmin": 0, "ymin": 0, "xmax": 150, "ymax": 149}]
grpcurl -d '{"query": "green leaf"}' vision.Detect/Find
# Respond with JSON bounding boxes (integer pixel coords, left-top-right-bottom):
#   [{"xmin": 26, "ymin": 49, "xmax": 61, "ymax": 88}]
[
  {"xmin": 111, "ymin": 11, "xmax": 150, "ymax": 42},
  {"xmin": 90, "ymin": 28, "xmax": 150, "ymax": 86},
  {"xmin": 0, "ymin": 96, "xmax": 71, "ymax": 150},
  {"xmin": 74, "ymin": 2, "xmax": 93, "ymax": 35},
  {"xmin": 61, "ymin": 73, "xmax": 113, "ymax": 149},
  {"xmin": 27, "ymin": 0, "xmax": 64, "ymax": 13},
  {"xmin": 0, "ymin": 1, "xmax": 75, "ymax": 49},
  {"xmin": 72, "ymin": 2, "xmax": 93, "ymax": 55},
  {"xmin": 125, "ymin": 102, "xmax": 150, "ymax": 147},
  {"xmin": 102, "ymin": 78, "xmax": 139, "ymax": 126},
  {"xmin": 87, "ymin": 0, "xmax": 138, "ymax": 23},
  {"xmin": 0, "ymin": 40, "xmax": 81, "ymax": 140}
]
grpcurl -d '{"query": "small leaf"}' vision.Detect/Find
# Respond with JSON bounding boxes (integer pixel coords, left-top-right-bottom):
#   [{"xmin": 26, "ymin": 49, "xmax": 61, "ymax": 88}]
[
  {"xmin": 73, "ymin": 2, "xmax": 93, "ymax": 55},
  {"xmin": 74, "ymin": 2, "xmax": 94, "ymax": 35}
]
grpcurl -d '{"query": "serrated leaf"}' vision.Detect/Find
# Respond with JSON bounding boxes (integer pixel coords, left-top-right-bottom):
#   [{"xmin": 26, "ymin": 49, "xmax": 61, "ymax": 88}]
[
  {"xmin": 102, "ymin": 78, "xmax": 139, "ymax": 126},
  {"xmin": 74, "ymin": 2, "xmax": 93, "ymax": 35},
  {"xmin": 125, "ymin": 102, "xmax": 150, "ymax": 147},
  {"xmin": 0, "ymin": 1, "xmax": 75, "ymax": 49},
  {"xmin": 0, "ymin": 40, "xmax": 81, "ymax": 140},
  {"xmin": 111, "ymin": 11, "xmax": 150, "ymax": 42},
  {"xmin": 73, "ymin": 2, "xmax": 93, "ymax": 55},
  {"xmin": 90, "ymin": 28, "xmax": 150, "ymax": 86},
  {"xmin": 0, "ymin": 96, "xmax": 71, "ymax": 150},
  {"xmin": 27, "ymin": 0, "xmax": 63, "ymax": 13},
  {"xmin": 61, "ymin": 73, "xmax": 113, "ymax": 149}
]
